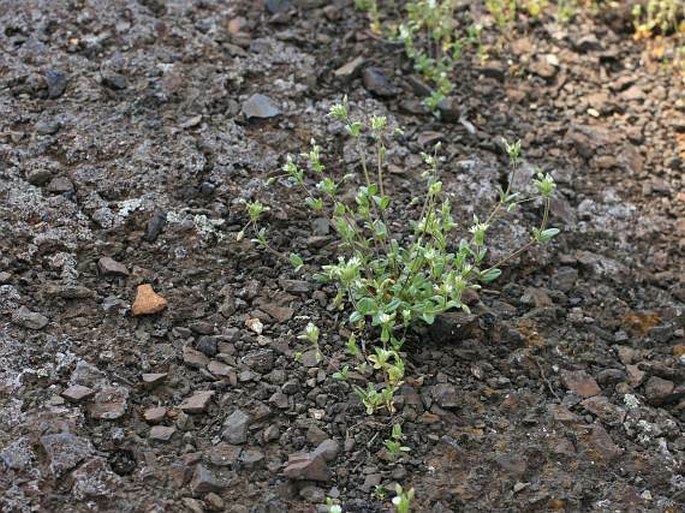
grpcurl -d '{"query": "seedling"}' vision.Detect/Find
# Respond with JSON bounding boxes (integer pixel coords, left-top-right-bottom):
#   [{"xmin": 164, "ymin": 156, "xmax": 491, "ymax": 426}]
[
  {"xmin": 332, "ymin": 365, "xmax": 350, "ymax": 381},
  {"xmin": 486, "ymin": 0, "xmax": 517, "ymax": 29},
  {"xmin": 325, "ymin": 497, "xmax": 343, "ymax": 513},
  {"xmin": 373, "ymin": 485, "xmax": 388, "ymax": 500},
  {"xmin": 392, "ymin": 485, "xmax": 415, "ymax": 513},
  {"xmin": 298, "ymin": 322, "xmax": 323, "ymax": 363},
  {"xmin": 354, "ymin": 0, "xmax": 382, "ymax": 34},
  {"xmin": 384, "ymin": 423, "xmax": 411, "ymax": 461}
]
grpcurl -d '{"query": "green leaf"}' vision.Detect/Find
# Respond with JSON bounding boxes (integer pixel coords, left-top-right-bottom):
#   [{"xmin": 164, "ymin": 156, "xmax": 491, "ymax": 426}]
[
  {"xmin": 288, "ymin": 253, "xmax": 304, "ymax": 271},
  {"xmin": 313, "ymin": 272, "xmax": 330, "ymax": 283},
  {"xmin": 374, "ymin": 220, "xmax": 387, "ymax": 238},
  {"xmin": 539, "ymin": 227, "xmax": 560, "ymax": 242},
  {"xmin": 305, "ymin": 197, "xmax": 323, "ymax": 210},
  {"xmin": 347, "ymin": 121, "xmax": 362, "ymax": 138},
  {"xmin": 357, "ymin": 297, "xmax": 377, "ymax": 315},
  {"xmin": 385, "ymin": 297, "xmax": 402, "ymax": 312},
  {"xmin": 480, "ymin": 268, "xmax": 502, "ymax": 283},
  {"xmin": 421, "ymin": 312, "xmax": 436, "ymax": 324},
  {"xmin": 346, "ymin": 334, "xmax": 360, "ymax": 355},
  {"xmin": 373, "ymin": 195, "xmax": 390, "ymax": 210},
  {"xmin": 349, "ymin": 311, "xmax": 363, "ymax": 324}
]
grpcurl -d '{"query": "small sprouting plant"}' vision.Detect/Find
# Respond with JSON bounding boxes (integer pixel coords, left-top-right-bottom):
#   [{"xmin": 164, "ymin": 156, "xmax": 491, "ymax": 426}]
[
  {"xmin": 633, "ymin": 0, "xmax": 684, "ymax": 38},
  {"xmin": 325, "ymin": 497, "xmax": 343, "ymax": 513},
  {"xmin": 299, "ymin": 321, "xmax": 320, "ymax": 345},
  {"xmin": 244, "ymin": 98, "xmax": 558, "ymax": 414},
  {"xmin": 392, "ymin": 485, "xmax": 415, "ymax": 513},
  {"xmin": 522, "ymin": 0, "xmax": 549, "ymax": 17},
  {"xmin": 237, "ymin": 199, "xmax": 268, "ymax": 243},
  {"xmin": 397, "ymin": 1, "xmax": 491, "ymax": 111},
  {"xmin": 354, "ymin": 0, "xmax": 381, "ymax": 34},
  {"xmin": 332, "ymin": 364, "xmax": 350, "ymax": 381},
  {"xmin": 298, "ymin": 322, "xmax": 323, "ymax": 363},
  {"xmin": 356, "ymin": 382, "xmax": 396, "ymax": 415},
  {"xmin": 398, "ymin": 1, "xmax": 461, "ymax": 112},
  {"xmin": 556, "ymin": 0, "xmax": 579, "ymax": 22},
  {"xmin": 384, "ymin": 423, "xmax": 411, "ymax": 461},
  {"xmin": 486, "ymin": 0, "xmax": 517, "ymax": 29},
  {"xmin": 373, "ymin": 485, "xmax": 388, "ymax": 500},
  {"xmin": 631, "ymin": 0, "xmax": 685, "ymax": 73},
  {"xmin": 237, "ymin": 199, "xmax": 303, "ymax": 271},
  {"xmin": 346, "ymin": 334, "xmax": 361, "ymax": 357}
]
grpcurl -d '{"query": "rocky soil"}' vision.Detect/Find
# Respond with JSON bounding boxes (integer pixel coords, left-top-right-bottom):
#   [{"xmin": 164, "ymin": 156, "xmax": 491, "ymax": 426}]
[{"xmin": 0, "ymin": 1, "xmax": 683, "ymax": 512}]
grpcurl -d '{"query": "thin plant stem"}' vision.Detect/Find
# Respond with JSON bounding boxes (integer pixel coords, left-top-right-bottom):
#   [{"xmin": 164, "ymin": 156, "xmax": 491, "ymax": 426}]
[{"xmin": 482, "ymin": 197, "xmax": 552, "ymax": 273}]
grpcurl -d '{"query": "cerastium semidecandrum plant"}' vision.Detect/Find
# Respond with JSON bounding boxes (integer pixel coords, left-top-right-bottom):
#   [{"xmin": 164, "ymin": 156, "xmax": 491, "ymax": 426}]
[
  {"xmin": 398, "ymin": 1, "xmax": 488, "ymax": 112},
  {"xmin": 242, "ymin": 96, "xmax": 558, "ymax": 415}
]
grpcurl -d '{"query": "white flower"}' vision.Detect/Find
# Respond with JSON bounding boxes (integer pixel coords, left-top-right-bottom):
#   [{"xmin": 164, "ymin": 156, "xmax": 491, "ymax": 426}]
[{"xmin": 378, "ymin": 312, "xmax": 392, "ymax": 325}]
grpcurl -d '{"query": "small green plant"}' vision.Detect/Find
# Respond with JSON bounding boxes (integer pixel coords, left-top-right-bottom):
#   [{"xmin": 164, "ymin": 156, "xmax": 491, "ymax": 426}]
[
  {"xmin": 325, "ymin": 497, "xmax": 343, "ymax": 513},
  {"xmin": 298, "ymin": 322, "xmax": 323, "ymax": 363},
  {"xmin": 522, "ymin": 0, "xmax": 549, "ymax": 17},
  {"xmin": 332, "ymin": 364, "xmax": 350, "ymax": 381},
  {"xmin": 244, "ymin": 98, "xmax": 558, "ymax": 414},
  {"xmin": 633, "ymin": 0, "xmax": 685, "ymax": 37},
  {"xmin": 398, "ymin": 0, "xmax": 460, "ymax": 111},
  {"xmin": 397, "ymin": 1, "xmax": 490, "ymax": 111},
  {"xmin": 384, "ymin": 423, "xmax": 411, "ymax": 461},
  {"xmin": 486, "ymin": 0, "xmax": 517, "ymax": 28},
  {"xmin": 392, "ymin": 485, "xmax": 415, "ymax": 513},
  {"xmin": 238, "ymin": 199, "xmax": 303, "ymax": 270},
  {"xmin": 373, "ymin": 485, "xmax": 388, "ymax": 500},
  {"xmin": 346, "ymin": 334, "xmax": 361, "ymax": 357},
  {"xmin": 237, "ymin": 199, "xmax": 268, "ymax": 243},
  {"xmin": 630, "ymin": 0, "xmax": 685, "ymax": 74},
  {"xmin": 556, "ymin": 0, "xmax": 578, "ymax": 21},
  {"xmin": 356, "ymin": 382, "xmax": 397, "ymax": 415},
  {"xmin": 354, "ymin": 0, "xmax": 382, "ymax": 34}
]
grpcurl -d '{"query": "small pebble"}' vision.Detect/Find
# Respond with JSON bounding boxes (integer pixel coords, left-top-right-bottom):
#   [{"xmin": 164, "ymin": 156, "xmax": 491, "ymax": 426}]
[
  {"xmin": 242, "ymin": 94, "xmax": 281, "ymax": 120},
  {"xmin": 132, "ymin": 284, "xmax": 167, "ymax": 316},
  {"xmin": 143, "ymin": 406, "xmax": 167, "ymax": 424},
  {"xmin": 61, "ymin": 385, "xmax": 95, "ymax": 403},
  {"xmin": 150, "ymin": 425, "xmax": 176, "ymax": 441}
]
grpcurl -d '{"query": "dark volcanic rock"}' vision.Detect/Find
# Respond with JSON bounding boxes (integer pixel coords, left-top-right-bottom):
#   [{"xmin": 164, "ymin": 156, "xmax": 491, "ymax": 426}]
[
  {"xmin": 145, "ymin": 211, "xmax": 167, "ymax": 242},
  {"xmin": 190, "ymin": 464, "xmax": 225, "ymax": 496},
  {"xmin": 561, "ymin": 370, "xmax": 601, "ymax": 398},
  {"xmin": 97, "ymin": 257, "xmax": 129, "ymax": 277},
  {"xmin": 72, "ymin": 457, "xmax": 121, "ymax": 499},
  {"xmin": 102, "ymin": 72, "xmax": 128, "ymax": 90},
  {"xmin": 222, "ymin": 409, "xmax": 251, "ymax": 444},
  {"xmin": 0, "ymin": 437, "xmax": 34, "ymax": 471},
  {"xmin": 264, "ymin": 0, "xmax": 292, "ymax": 14},
  {"xmin": 45, "ymin": 70, "xmax": 67, "ymax": 98},
  {"xmin": 11, "ymin": 306, "xmax": 48, "ymax": 330},
  {"xmin": 283, "ymin": 452, "xmax": 330, "ymax": 481},
  {"xmin": 362, "ymin": 67, "xmax": 397, "ymax": 97},
  {"xmin": 40, "ymin": 433, "xmax": 93, "ymax": 477}
]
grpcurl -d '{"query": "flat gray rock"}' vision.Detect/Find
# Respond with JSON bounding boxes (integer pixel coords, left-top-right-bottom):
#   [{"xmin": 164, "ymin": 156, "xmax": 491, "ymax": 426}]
[
  {"xmin": 242, "ymin": 94, "xmax": 281, "ymax": 120},
  {"xmin": 222, "ymin": 409, "xmax": 251, "ymax": 444},
  {"xmin": 11, "ymin": 306, "xmax": 48, "ymax": 330}
]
